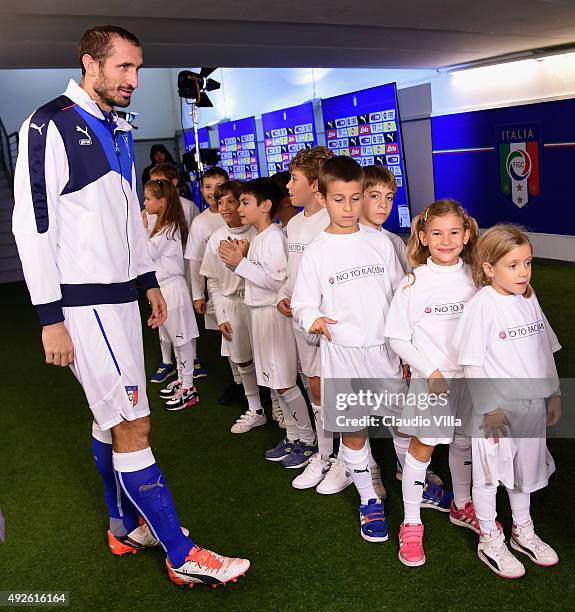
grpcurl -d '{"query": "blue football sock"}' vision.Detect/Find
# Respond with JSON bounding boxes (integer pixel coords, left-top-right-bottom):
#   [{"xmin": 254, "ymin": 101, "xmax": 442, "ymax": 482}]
[
  {"xmin": 91, "ymin": 433, "xmax": 139, "ymax": 536},
  {"xmin": 114, "ymin": 448, "xmax": 194, "ymax": 567}
]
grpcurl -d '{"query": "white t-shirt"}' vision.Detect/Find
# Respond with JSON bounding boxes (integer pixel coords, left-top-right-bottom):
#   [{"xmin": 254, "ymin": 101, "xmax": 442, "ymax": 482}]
[
  {"xmin": 200, "ymin": 224, "xmax": 256, "ymax": 324},
  {"xmin": 278, "ymin": 208, "xmax": 330, "ymax": 303},
  {"xmin": 455, "ymin": 285, "xmax": 560, "ymax": 389},
  {"xmin": 235, "ymin": 223, "xmax": 288, "ymax": 308},
  {"xmin": 385, "ymin": 257, "xmax": 476, "ymax": 377},
  {"xmin": 147, "ymin": 226, "xmax": 185, "ymax": 285},
  {"xmin": 291, "ymin": 225, "xmax": 404, "ymax": 348},
  {"xmin": 184, "ymin": 208, "xmax": 226, "ymax": 300},
  {"xmin": 382, "ymin": 228, "xmax": 409, "ymax": 273},
  {"xmin": 180, "ymin": 196, "xmax": 200, "ymax": 227}
]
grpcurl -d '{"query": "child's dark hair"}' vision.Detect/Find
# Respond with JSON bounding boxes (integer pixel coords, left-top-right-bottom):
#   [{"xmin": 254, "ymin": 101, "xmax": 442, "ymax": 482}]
[
  {"xmin": 201, "ymin": 166, "xmax": 229, "ymax": 184},
  {"xmin": 215, "ymin": 180, "xmax": 243, "ymax": 203},
  {"xmin": 270, "ymin": 171, "xmax": 290, "ymax": 198},
  {"xmin": 317, "ymin": 156, "xmax": 364, "ymax": 197},
  {"xmin": 240, "ymin": 178, "xmax": 284, "ymax": 219},
  {"xmin": 363, "ymin": 165, "xmax": 397, "ymax": 193},
  {"xmin": 150, "ymin": 163, "xmax": 179, "ymax": 184},
  {"xmin": 145, "ymin": 179, "xmax": 188, "ymax": 246},
  {"xmin": 406, "ymin": 199, "xmax": 479, "ymax": 270}
]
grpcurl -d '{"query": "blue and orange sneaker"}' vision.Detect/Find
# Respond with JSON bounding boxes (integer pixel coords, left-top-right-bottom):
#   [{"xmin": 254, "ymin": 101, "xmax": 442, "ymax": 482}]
[
  {"xmin": 193, "ymin": 357, "xmax": 208, "ymax": 379},
  {"xmin": 150, "ymin": 362, "xmax": 177, "ymax": 384},
  {"xmin": 359, "ymin": 498, "xmax": 388, "ymax": 542},
  {"xmin": 421, "ymin": 481, "xmax": 453, "ymax": 512}
]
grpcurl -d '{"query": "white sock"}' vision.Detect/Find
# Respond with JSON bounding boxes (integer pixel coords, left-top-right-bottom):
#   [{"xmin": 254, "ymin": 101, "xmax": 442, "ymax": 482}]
[
  {"xmin": 174, "ymin": 339, "xmax": 196, "ymax": 389},
  {"xmin": 402, "ymin": 451, "xmax": 430, "ymax": 525},
  {"xmin": 473, "ymin": 483, "xmax": 498, "ymax": 533},
  {"xmin": 340, "ymin": 439, "xmax": 376, "ymax": 504},
  {"xmin": 228, "ymin": 358, "xmax": 242, "ymax": 385},
  {"xmin": 299, "ymin": 372, "xmax": 314, "ymax": 405},
  {"xmin": 449, "ymin": 436, "xmax": 472, "ymax": 509},
  {"xmin": 279, "ymin": 386, "xmax": 315, "ymax": 445},
  {"xmin": 312, "ymin": 403, "xmax": 333, "ymax": 459},
  {"xmin": 392, "ymin": 431, "xmax": 410, "ymax": 470},
  {"xmin": 237, "ymin": 362, "xmax": 263, "ymax": 413},
  {"xmin": 507, "ymin": 488, "xmax": 531, "ymax": 526},
  {"xmin": 160, "ymin": 339, "xmax": 173, "ymax": 364},
  {"xmin": 274, "ymin": 390, "xmax": 298, "ymax": 442}
]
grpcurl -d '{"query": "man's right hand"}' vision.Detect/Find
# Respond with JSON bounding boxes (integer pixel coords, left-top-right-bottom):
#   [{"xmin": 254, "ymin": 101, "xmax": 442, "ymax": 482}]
[
  {"xmin": 219, "ymin": 321, "xmax": 233, "ymax": 341},
  {"xmin": 193, "ymin": 298, "xmax": 207, "ymax": 314},
  {"xmin": 277, "ymin": 298, "xmax": 292, "ymax": 318},
  {"xmin": 42, "ymin": 322, "xmax": 74, "ymax": 367}
]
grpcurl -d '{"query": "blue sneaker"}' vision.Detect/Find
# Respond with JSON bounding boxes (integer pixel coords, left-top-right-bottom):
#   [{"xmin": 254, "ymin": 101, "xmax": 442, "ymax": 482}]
[
  {"xmin": 193, "ymin": 357, "xmax": 208, "ymax": 379},
  {"xmin": 150, "ymin": 362, "xmax": 176, "ymax": 384},
  {"xmin": 421, "ymin": 481, "xmax": 453, "ymax": 512},
  {"xmin": 359, "ymin": 498, "xmax": 388, "ymax": 542},
  {"xmin": 265, "ymin": 437, "xmax": 297, "ymax": 462},
  {"xmin": 280, "ymin": 441, "xmax": 318, "ymax": 469}
]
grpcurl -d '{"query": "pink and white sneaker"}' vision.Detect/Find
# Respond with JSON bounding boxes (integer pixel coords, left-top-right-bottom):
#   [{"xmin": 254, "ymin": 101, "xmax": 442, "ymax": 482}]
[
  {"xmin": 398, "ymin": 523, "xmax": 425, "ymax": 567},
  {"xmin": 449, "ymin": 500, "xmax": 480, "ymax": 534}
]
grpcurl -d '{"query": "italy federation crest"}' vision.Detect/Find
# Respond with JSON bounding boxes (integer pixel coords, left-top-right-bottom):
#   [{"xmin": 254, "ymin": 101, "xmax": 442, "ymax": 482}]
[
  {"xmin": 125, "ymin": 386, "xmax": 139, "ymax": 407},
  {"xmin": 498, "ymin": 123, "xmax": 540, "ymax": 208}
]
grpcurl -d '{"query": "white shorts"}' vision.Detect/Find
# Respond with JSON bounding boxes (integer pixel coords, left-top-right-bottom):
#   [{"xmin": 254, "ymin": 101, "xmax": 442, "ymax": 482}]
[
  {"xmin": 321, "ymin": 342, "xmax": 406, "ymax": 432},
  {"xmin": 471, "ymin": 399, "xmax": 556, "ymax": 493},
  {"xmin": 293, "ymin": 320, "xmax": 321, "ymax": 378},
  {"xmin": 159, "ymin": 277, "xmax": 199, "ymax": 347},
  {"xmin": 220, "ymin": 295, "xmax": 253, "ymax": 364},
  {"xmin": 248, "ymin": 305, "xmax": 298, "ymax": 389},
  {"xmin": 399, "ymin": 377, "xmax": 473, "ymax": 445},
  {"xmin": 64, "ymin": 301, "xmax": 150, "ymax": 431}
]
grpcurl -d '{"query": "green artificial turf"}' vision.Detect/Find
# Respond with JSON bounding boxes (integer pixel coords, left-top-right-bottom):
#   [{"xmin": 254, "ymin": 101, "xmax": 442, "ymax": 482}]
[{"xmin": 1, "ymin": 262, "xmax": 574, "ymax": 611}]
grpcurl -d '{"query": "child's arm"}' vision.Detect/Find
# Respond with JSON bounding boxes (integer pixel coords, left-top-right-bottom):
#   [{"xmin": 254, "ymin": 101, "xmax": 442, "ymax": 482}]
[
  {"xmin": 200, "ymin": 240, "xmax": 227, "ymax": 327},
  {"xmin": 184, "ymin": 220, "xmax": 208, "ymax": 309}
]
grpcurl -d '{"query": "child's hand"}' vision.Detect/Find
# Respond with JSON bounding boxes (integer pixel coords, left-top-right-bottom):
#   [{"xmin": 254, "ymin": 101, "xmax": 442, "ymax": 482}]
[
  {"xmin": 229, "ymin": 237, "xmax": 250, "ymax": 257},
  {"xmin": 146, "ymin": 288, "xmax": 167, "ymax": 328},
  {"xmin": 428, "ymin": 369, "xmax": 449, "ymax": 395},
  {"xmin": 480, "ymin": 408, "xmax": 509, "ymax": 444},
  {"xmin": 547, "ymin": 395, "xmax": 561, "ymax": 426},
  {"xmin": 219, "ymin": 321, "xmax": 233, "ymax": 342},
  {"xmin": 277, "ymin": 298, "xmax": 292, "ymax": 318},
  {"xmin": 309, "ymin": 316, "xmax": 337, "ymax": 342},
  {"xmin": 218, "ymin": 240, "xmax": 243, "ymax": 267}
]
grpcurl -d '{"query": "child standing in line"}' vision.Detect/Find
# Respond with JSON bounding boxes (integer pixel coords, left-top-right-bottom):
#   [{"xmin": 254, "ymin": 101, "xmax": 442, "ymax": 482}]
[
  {"xmin": 143, "ymin": 179, "xmax": 199, "ymax": 411},
  {"xmin": 455, "ymin": 224, "xmax": 560, "ymax": 579},
  {"xmin": 292, "ymin": 157, "xmax": 404, "ymax": 542},
  {"xmin": 385, "ymin": 200, "xmax": 480, "ymax": 567},
  {"xmin": 219, "ymin": 179, "xmax": 318, "ymax": 469}
]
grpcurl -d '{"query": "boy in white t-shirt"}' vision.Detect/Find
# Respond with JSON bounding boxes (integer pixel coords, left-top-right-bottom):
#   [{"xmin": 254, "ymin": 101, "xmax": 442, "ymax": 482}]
[
  {"xmin": 184, "ymin": 167, "xmax": 234, "ymax": 385},
  {"xmin": 291, "ymin": 156, "xmax": 404, "ymax": 542},
  {"xmin": 278, "ymin": 147, "xmax": 353, "ymax": 494},
  {"xmin": 200, "ymin": 181, "xmax": 264, "ymax": 433},
  {"xmin": 219, "ymin": 179, "xmax": 317, "ymax": 469}
]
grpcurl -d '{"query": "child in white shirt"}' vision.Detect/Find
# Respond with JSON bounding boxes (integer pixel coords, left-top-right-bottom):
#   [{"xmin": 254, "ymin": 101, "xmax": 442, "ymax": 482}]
[
  {"xmin": 385, "ymin": 199, "xmax": 479, "ymax": 567},
  {"xmin": 292, "ymin": 156, "xmax": 404, "ymax": 543},
  {"xmin": 143, "ymin": 179, "xmax": 199, "ymax": 411},
  {"xmin": 455, "ymin": 224, "xmax": 560, "ymax": 579},
  {"xmin": 219, "ymin": 178, "xmax": 317, "ymax": 469}
]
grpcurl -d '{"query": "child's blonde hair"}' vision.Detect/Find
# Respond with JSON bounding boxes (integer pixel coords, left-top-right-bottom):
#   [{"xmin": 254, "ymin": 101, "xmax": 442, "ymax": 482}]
[
  {"xmin": 145, "ymin": 179, "xmax": 188, "ymax": 246},
  {"xmin": 406, "ymin": 199, "xmax": 479, "ymax": 270},
  {"xmin": 472, "ymin": 224, "xmax": 533, "ymax": 297}
]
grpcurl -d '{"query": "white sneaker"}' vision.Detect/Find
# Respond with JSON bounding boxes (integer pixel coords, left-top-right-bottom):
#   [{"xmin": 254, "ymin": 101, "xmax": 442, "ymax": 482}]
[
  {"xmin": 370, "ymin": 462, "xmax": 387, "ymax": 501},
  {"xmin": 292, "ymin": 453, "xmax": 329, "ymax": 490},
  {"xmin": 316, "ymin": 457, "xmax": 353, "ymax": 495},
  {"xmin": 510, "ymin": 520, "xmax": 559, "ymax": 566},
  {"xmin": 478, "ymin": 528, "xmax": 526, "ymax": 579},
  {"xmin": 230, "ymin": 409, "xmax": 267, "ymax": 434},
  {"xmin": 166, "ymin": 545, "xmax": 250, "ymax": 588}
]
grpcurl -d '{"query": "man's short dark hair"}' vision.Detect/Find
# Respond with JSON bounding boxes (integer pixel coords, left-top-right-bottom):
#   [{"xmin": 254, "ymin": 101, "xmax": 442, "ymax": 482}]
[
  {"xmin": 241, "ymin": 178, "xmax": 283, "ymax": 219},
  {"xmin": 317, "ymin": 156, "xmax": 364, "ymax": 197},
  {"xmin": 78, "ymin": 25, "xmax": 141, "ymax": 75},
  {"xmin": 201, "ymin": 166, "xmax": 229, "ymax": 184}
]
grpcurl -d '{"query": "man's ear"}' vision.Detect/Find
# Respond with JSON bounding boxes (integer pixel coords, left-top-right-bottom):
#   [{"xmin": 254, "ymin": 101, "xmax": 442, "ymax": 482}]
[{"xmin": 82, "ymin": 53, "xmax": 98, "ymax": 79}]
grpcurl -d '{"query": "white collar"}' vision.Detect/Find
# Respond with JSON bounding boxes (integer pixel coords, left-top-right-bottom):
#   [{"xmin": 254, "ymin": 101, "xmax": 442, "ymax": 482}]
[
  {"xmin": 63, "ymin": 79, "xmax": 132, "ymax": 132},
  {"xmin": 426, "ymin": 256, "xmax": 463, "ymax": 273}
]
